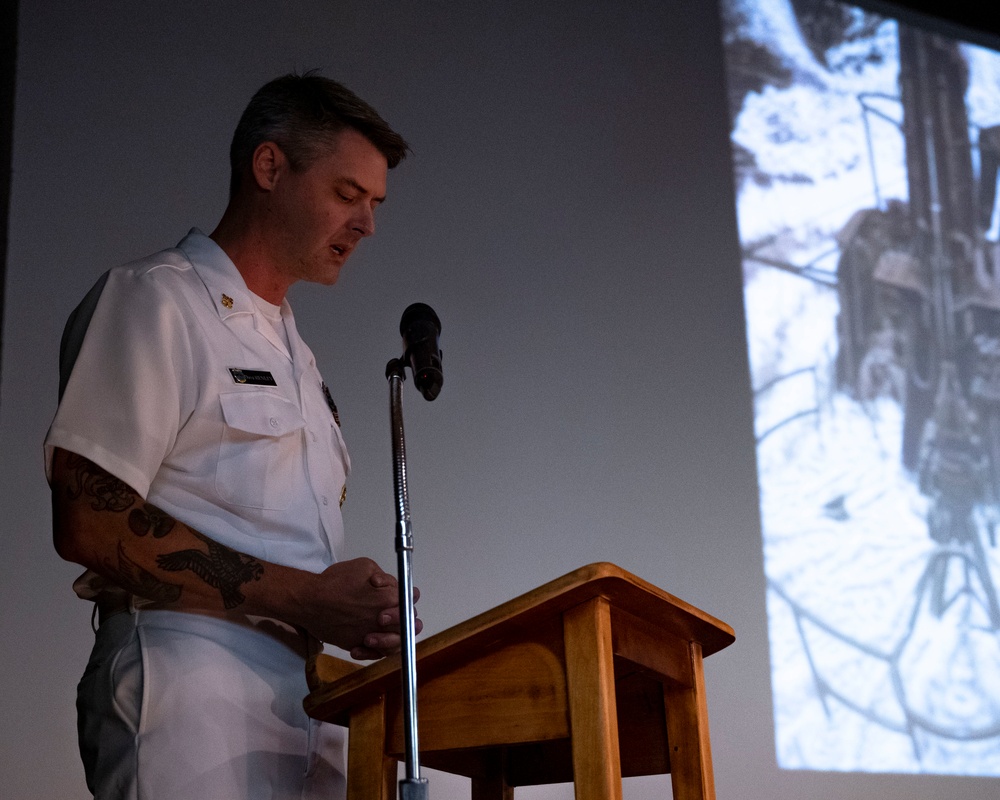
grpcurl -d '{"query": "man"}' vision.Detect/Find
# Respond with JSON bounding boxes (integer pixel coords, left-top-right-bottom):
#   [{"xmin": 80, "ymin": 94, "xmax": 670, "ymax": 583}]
[{"xmin": 45, "ymin": 73, "xmax": 417, "ymax": 799}]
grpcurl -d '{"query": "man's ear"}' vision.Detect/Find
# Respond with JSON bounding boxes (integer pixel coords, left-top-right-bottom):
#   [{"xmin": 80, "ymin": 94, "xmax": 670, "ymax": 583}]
[{"xmin": 250, "ymin": 142, "xmax": 287, "ymax": 191}]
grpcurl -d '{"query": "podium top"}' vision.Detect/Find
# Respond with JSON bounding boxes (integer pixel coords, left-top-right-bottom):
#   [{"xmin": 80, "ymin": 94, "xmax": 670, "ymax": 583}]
[{"xmin": 305, "ymin": 562, "xmax": 734, "ymax": 722}]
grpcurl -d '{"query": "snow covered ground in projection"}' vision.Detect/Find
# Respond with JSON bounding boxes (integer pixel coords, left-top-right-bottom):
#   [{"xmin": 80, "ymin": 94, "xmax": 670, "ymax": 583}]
[{"xmin": 725, "ymin": 0, "xmax": 1000, "ymax": 775}]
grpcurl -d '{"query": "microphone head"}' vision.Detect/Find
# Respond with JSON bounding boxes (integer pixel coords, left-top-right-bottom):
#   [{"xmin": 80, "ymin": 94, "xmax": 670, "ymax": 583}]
[
  {"xmin": 399, "ymin": 302, "xmax": 441, "ymax": 338},
  {"xmin": 400, "ymin": 303, "xmax": 443, "ymax": 401}
]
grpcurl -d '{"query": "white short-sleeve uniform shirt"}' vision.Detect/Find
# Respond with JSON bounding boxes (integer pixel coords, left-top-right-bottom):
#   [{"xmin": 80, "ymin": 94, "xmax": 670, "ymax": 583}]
[
  {"xmin": 44, "ymin": 230, "xmax": 351, "ymax": 799},
  {"xmin": 46, "ymin": 229, "xmax": 349, "ymax": 573}
]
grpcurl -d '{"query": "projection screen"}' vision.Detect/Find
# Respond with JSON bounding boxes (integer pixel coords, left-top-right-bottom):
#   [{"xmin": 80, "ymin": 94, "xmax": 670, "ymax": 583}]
[{"xmin": 721, "ymin": 0, "xmax": 1000, "ymax": 776}]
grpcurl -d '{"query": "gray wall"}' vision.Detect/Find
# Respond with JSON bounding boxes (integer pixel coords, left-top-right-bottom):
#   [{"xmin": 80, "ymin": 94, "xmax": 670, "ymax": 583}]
[{"xmin": 1, "ymin": 1, "xmax": 991, "ymax": 798}]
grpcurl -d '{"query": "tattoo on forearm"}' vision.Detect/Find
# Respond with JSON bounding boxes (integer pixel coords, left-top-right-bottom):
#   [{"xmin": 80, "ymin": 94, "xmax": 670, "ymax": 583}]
[
  {"xmin": 63, "ymin": 453, "xmax": 261, "ymax": 610},
  {"xmin": 106, "ymin": 542, "xmax": 183, "ymax": 604},
  {"xmin": 129, "ymin": 504, "xmax": 175, "ymax": 538},
  {"xmin": 156, "ymin": 533, "xmax": 264, "ymax": 609},
  {"xmin": 65, "ymin": 453, "xmax": 135, "ymax": 513}
]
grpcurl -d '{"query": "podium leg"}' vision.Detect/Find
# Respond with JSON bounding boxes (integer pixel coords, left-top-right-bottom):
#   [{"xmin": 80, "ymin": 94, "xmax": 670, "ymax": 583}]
[
  {"xmin": 347, "ymin": 696, "xmax": 396, "ymax": 800},
  {"xmin": 663, "ymin": 641, "xmax": 716, "ymax": 800},
  {"xmin": 471, "ymin": 750, "xmax": 514, "ymax": 800},
  {"xmin": 563, "ymin": 597, "xmax": 623, "ymax": 800}
]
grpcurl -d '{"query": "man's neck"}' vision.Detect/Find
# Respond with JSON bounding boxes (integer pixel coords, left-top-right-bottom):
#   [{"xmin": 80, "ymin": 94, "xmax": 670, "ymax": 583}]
[{"xmin": 210, "ymin": 208, "xmax": 291, "ymax": 305}]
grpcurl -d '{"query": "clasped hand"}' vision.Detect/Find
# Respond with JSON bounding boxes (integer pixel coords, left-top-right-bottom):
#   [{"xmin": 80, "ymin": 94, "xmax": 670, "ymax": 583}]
[{"xmin": 299, "ymin": 557, "xmax": 422, "ymax": 660}]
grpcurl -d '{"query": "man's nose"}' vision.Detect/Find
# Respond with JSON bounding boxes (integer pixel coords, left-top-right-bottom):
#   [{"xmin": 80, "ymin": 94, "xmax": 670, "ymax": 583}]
[{"xmin": 352, "ymin": 205, "xmax": 375, "ymax": 237}]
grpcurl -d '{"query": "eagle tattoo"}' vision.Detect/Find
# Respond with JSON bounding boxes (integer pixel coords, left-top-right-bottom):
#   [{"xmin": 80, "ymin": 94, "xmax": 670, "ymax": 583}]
[{"xmin": 156, "ymin": 533, "xmax": 264, "ymax": 609}]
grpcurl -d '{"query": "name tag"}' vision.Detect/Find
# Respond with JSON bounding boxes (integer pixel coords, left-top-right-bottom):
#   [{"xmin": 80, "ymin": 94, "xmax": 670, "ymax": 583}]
[{"xmin": 229, "ymin": 368, "xmax": 277, "ymax": 386}]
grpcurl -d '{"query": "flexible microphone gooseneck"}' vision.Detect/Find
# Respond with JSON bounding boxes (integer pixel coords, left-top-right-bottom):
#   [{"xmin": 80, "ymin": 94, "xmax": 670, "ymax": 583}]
[{"xmin": 386, "ymin": 302, "xmax": 442, "ymax": 799}]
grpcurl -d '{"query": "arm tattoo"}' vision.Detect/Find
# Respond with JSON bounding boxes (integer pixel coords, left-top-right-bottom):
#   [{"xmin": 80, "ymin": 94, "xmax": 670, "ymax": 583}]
[
  {"xmin": 106, "ymin": 542, "xmax": 183, "ymax": 604},
  {"xmin": 63, "ymin": 453, "xmax": 260, "ymax": 609},
  {"xmin": 129, "ymin": 504, "xmax": 175, "ymax": 538},
  {"xmin": 156, "ymin": 533, "xmax": 264, "ymax": 610},
  {"xmin": 65, "ymin": 453, "xmax": 135, "ymax": 513},
  {"xmin": 65, "ymin": 454, "xmax": 176, "ymax": 537}
]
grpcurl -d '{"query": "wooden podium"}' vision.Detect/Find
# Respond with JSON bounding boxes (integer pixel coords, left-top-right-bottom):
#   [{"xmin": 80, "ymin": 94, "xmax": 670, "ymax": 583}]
[{"xmin": 304, "ymin": 562, "xmax": 735, "ymax": 800}]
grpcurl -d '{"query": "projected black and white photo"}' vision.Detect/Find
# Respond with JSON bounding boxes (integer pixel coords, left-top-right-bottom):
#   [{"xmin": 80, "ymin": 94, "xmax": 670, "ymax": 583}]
[{"xmin": 722, "ymin": 0, "xmax": 1000, "ymax": 775}]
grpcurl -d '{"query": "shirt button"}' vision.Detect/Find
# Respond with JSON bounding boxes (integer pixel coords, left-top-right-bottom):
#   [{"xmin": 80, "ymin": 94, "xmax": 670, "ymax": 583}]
[
  {"xmin": 269, "ymin": 417, "xmax": 279, "ymax": 429},
  {"xmin": 322, "ymin": 496, "xmax": 329, "ymax": 506},
  {"xmin": 311, "ymin": 432, "xmax": 318, "ymax": 442}
]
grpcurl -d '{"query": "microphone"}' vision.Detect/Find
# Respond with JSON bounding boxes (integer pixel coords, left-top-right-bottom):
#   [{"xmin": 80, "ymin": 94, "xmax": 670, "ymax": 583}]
[{"xmin": 400, "ymin": 303, "xmax": 443, "ymax": 401}]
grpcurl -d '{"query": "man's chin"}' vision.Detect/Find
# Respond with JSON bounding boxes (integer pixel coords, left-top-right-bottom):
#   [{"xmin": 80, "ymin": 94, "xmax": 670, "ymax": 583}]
[{"xmin": 309, "ymin": 266, "xmax": 343, "ymax": 287}]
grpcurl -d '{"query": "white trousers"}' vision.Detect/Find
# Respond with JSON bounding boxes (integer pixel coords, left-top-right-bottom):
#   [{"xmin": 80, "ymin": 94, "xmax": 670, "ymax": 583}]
[{"xmin": 77, "ymin": 609, "xmax": 346, "ymax": 800}]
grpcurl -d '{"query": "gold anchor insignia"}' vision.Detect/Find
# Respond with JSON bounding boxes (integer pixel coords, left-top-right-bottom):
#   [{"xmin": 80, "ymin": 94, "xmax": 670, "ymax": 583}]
[
  {"xmin": 340, "ymin": 485, "xmax": 347, "ymax": 507},
  {"xmin": 221, "ymin": 293, "xmax": 234, "ymax": 309}
]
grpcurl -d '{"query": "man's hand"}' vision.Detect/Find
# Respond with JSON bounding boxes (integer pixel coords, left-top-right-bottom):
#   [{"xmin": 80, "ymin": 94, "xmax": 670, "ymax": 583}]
[{"xmin": 290, "ymin": 558, "xmax": 422, "ymax": 660}]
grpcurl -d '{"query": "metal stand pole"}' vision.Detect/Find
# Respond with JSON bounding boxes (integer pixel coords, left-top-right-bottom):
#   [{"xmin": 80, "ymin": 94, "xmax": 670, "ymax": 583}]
[{"xmin": 386, "ymin": 357, "xmax": 429, "ymax": 800}]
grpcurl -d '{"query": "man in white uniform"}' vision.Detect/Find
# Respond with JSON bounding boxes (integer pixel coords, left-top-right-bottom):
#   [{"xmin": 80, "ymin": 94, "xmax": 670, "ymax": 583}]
[{"xmin": 45, "ymin": 73, "xmax": 417, "ymax": 799}]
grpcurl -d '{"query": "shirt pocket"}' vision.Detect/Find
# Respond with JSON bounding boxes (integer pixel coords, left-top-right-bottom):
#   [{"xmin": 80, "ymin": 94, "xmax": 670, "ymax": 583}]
[{"xmin": 216, "ymin": 390, "xmax": 306, "ymax": 510}]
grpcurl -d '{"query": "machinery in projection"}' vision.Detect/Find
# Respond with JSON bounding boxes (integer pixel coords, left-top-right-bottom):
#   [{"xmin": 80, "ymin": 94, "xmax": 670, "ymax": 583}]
[{"xmin": 723, "ymin": 0, "xmax": 1000, "ymax": 774}]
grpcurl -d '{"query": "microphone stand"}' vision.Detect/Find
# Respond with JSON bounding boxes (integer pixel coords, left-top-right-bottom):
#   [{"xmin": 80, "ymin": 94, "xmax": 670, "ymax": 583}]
[{"xmin": 385, "ymin": 356, "xmax": 429, "ymax": 800}]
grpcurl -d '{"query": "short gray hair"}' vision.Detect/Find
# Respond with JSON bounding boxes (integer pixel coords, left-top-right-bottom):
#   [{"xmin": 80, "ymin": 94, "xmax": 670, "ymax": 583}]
[{"xmin": 229, "ymin": 72, "xmax": 409, "ymax": 197}]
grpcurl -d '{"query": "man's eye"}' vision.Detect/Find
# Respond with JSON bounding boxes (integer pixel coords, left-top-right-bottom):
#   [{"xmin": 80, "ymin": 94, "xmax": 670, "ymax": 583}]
[{"xmin": 337, "ymin": 192, "xmax": 355, "ymax": 203}]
